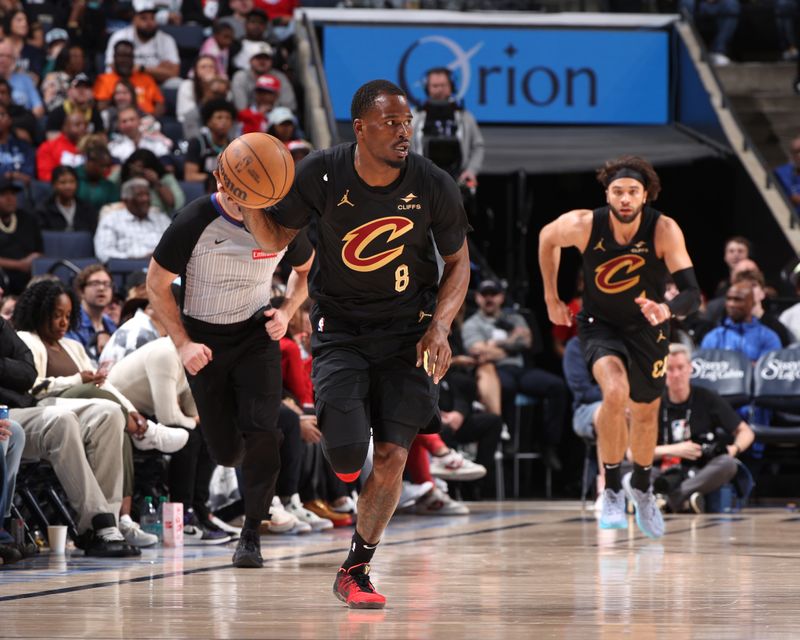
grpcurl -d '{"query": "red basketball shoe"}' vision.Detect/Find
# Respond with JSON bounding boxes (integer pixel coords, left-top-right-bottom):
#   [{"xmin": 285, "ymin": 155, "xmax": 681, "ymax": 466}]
[{"xmin": 333, "ymin": 563, "xmax": 386, "ymax": 609}]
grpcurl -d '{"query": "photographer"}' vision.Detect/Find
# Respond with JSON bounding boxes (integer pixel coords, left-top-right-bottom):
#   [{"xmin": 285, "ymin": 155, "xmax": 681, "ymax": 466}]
[
  {"xmin": 655, "ymin": 343, "xmax": 754, "ymax": 513},
  {"xmin": 410, "ymin": 67, "xmax": 484, "ymax": 191}
]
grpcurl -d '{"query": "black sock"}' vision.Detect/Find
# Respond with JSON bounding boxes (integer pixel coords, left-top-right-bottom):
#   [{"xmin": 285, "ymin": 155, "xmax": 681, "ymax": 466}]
[
  {"xmin": 631, "ymin": 463, "xmax": 652, "ymax": 492},
  {"xmin": 342, "ymin": 530, "xmax": 378, "ymax": 571},
  {"xmin": 243, "ymin": 517, "xmax": 261, "ymax": 533},
  {"xmin": 604, "ymin": 462, "xmax": 622, "ymax": 492}
]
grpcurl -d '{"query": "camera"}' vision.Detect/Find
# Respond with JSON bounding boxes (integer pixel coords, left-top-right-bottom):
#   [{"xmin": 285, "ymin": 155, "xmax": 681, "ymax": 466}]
[{"xmin": 693, "ymin": 431, "xmax": 729, "ymax": 463}]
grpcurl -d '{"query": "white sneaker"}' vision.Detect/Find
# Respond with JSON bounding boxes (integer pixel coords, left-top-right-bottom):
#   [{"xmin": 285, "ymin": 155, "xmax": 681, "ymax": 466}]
[
  {"xmin": 398, "ymin": 480, "xmax": 434, "ymax": 509},
  {"xmin": 208, "ymin": 514, "xmax": 242, "ymax": 540},
  {"xmin": 284, "ymin": 494, "xmax": 333, "ymax": 531},
  {"xmin": 710, "ymin": 52, "xmax": 731, "ymax": 66},
  {"xmin": 429, "ymin": 450, "xmax": 487, "ymax": 482},
  {"xmin": 119, "ymin": 514, "xmax": 158, "ymax": 547},
  {"xmin": 131, "ymin": 421, "xmax": 189, "ymax": 454},
  {"xmin": 330, "ymin": 496, "xmax": 356, "ymax": 514},
  {"xmin": 267, "ymin": 496, "xmax": 311, "ymax": 534},
  {"xmin": 412, "ymin": 487, "xmax": 470, "ymax": 516}
]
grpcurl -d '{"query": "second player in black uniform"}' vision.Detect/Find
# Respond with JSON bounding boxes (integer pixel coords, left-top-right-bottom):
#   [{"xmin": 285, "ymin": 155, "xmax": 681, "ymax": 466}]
[
  {"xmin": 249, "ymin": 79, "xmax": 471, "ymax": 608},
  {"xmin": 539, "ymin": 156, "xmax": 700, "ymax": 539}
]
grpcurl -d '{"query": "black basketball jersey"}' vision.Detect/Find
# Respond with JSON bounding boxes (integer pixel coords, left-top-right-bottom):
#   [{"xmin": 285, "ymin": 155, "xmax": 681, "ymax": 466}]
[
  {"xmin": 581, "ymin": 205, "xmax": 668, "ymax": 327},
  {"xmin": 268, "ymin": 143, "xmax": 469, "ymax": 322}
]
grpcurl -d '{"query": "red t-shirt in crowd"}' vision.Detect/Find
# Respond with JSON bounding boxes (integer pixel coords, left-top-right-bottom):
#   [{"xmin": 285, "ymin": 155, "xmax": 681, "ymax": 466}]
[{"xmin": 279, "ymin": 336, "xmax": 313, "ymax": 405}]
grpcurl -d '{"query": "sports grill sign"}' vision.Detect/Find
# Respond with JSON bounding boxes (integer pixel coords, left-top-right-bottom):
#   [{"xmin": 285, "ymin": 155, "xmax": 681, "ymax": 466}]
[{"xmin": 323, "ymin": 26, "xmax": 668, "ymax": 124}]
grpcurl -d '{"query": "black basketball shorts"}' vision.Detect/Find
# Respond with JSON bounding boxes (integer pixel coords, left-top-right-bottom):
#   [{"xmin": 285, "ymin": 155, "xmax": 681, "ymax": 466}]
[
  {"xmin": 311, "ymin": 321, "xmax": 440, "ymax": 451},
  {"xmin": 578, "ymin": 313, "xmax": 670, "ymax": 404}
]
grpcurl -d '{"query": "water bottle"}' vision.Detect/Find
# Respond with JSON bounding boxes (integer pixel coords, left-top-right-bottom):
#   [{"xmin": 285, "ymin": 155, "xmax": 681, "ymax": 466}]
[
  {"xmin": 141, "ymin": 496, "xmax": 159, "ymax": 539},
  {"xmin": 156, "ymin": 496, "xmax": 167, "ymax": 542}
]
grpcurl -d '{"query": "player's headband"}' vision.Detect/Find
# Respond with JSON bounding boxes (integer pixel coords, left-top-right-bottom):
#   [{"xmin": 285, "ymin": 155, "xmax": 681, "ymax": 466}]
[{"xmin": 605, "ymin": 168, "xmax": 647, "ymax": 189}]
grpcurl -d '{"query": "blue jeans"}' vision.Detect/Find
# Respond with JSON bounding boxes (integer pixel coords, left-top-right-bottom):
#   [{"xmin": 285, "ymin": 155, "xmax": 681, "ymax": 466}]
[
  {"xmin": 0, "ymin": 420, "xmax": 25, "ymax": 540},
  {"xmin": 681, "ymin": 0, "xmax": 741, "ymax": 54}
]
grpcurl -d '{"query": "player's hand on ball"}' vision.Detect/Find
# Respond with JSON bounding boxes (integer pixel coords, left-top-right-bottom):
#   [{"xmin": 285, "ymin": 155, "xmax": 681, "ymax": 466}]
[
  {"xmin": 635, "ymin": 297, "xmax": 670, "ymax": 326},
  {"xmin": 545, "ymin": 297, "xmax": 573, "ymax": 327},
  {"xmin": 264, "ymin": 307, "xmax": 289, "ymax": 341},
  {"xmin": 179, "ymin": 341, "xmax": 213, "ymax": 375},
  {"xmin": 416, "ymin": 321, "xmax": 451, "ymax": 385}
]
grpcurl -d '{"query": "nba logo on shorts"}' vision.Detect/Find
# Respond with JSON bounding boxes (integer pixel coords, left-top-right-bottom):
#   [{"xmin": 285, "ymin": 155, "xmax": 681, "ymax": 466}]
[{"xmin": 318, "ymin": 317, "xmax": 325, "ymax": 332}]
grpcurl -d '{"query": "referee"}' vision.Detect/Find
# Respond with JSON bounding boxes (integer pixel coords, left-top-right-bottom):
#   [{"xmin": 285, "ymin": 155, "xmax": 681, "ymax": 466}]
[{"xmin": 147, "ymin": 187, "xmax": 313, "ymax": 568}]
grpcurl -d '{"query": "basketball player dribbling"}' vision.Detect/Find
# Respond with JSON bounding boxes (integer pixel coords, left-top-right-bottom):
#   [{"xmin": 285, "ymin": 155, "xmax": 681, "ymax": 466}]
[
  {"xmin": 146, "ymin": 179, "xmax": 315, "ymax": 568},
  {"xmin": 539, "ymin": 156, "xmax": 700, "ymax": 538},
  {"xmin": 242, "ymin": 79, "xmax": 471, "ymax": 608}
]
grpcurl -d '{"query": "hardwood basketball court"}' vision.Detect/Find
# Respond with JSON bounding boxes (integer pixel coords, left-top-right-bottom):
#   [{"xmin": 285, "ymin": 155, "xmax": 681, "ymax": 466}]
[{"xmin": 2, "ymin": 502, "xmax": 798, "ymax": 638}]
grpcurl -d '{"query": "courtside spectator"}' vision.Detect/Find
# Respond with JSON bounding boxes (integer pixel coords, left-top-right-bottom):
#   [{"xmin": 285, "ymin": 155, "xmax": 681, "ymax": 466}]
[
  {"xmin": 0, "ymin": 295, "xmax": 16, "ymax": 321},
  {"xmin": 0, "ymin": 102, "xmax": 34, "ymax": 187},
  {"xmin": 94, "ymin": 40, "xmax": 165, "ymax": 117},
  {"xmin": 40, "ymin": 42, "xmax": 87, "ymax": 114},
  {"xmin": 76, "ymin": 143, "xmax": 119, "ymax": 212},
  {"xmin": 267, "ymin": 106, "xmax": 301, "ymax": 145},
  {"xmin": 732, "ymin": 269, "xmax": 792, "ymax": 346},
  {"xmin": 0, "ymin": 78, "xmax": 37, "ymax": 144},
  {"xmin": 231, "ymin": 42, "xmax": 296, "ymax": 113},
  {"xmin": 36, "ymin": 111, "xmax": 86, "ymax": 181},
  {"xmin": 183, "ymin": 99, "xmax": 236, "ymax": 183},
  {"xmin": 200, "ymin": 21, "xmax": 234, "ymax": 78},
  {"xmin": 4, "ymin": 9, "xmax": 44, "ymax": 83},
  {"xmin": 118, "ymin": 149, "xmax": 183, "ymax": 215},
  {"xmin": 35, "ymin": 165, "xmax": 98, "ymax": 233},
  {"xmin": 0, "ymin": 316, "xmax": 139, "ymax": 557},
  {"xmin": 238, "ymin": 74, "xmax": 280, "ymax": 134},
  {"xmin": 0, "ymin": 177, "xmax": 41, "ymax": 294},
  {"xmin": 176, "ymin": 55, "xmax": 217, "ymax": 128},
  {"xmin": 220, "ymin": 0, "xmax": 256, "ymax": 40},
  {"xmin": 93, "ymin": 178, "xmax": 171, "ymax": 263},
  {"xmin": 46, "ymin": 73, "xmax": 105, "ymax": 140},
  {"xmin": 231, "ymin": 9, "xmax": 270, "ymax": 70},
  {"xmin": 0, "ymin": 405, "xmax": 24, "ymax": 564},
  {"xmin": 0, "ymin": 39, "xmax": 43, "ymax": 118},
  {"xmin": 99, "ymin": 303, "xmax": 164, "ymax": 366},
  {"xmin": 179, "ymin": 75, "xmax": 232, "ymax": 142},
  {"xmin": 41, "ymin": 27, "xmax": 68, "ymax": 78},
  {"xmin": 287, "ymin": 139, "xmax": 313, "ymax": 164},
  {"xmin": 66, "ymin": 264, "xmax": 117, "ymax": 360},
  {"xmin": 462, "ymin": 279, "xmax": 569, "ymax": 471},
  {"xmin": 105, "ymin": 0, "xmax": 180, "ymax": 86},
  {"xmin": 107, "ymin": 106, "xmax": 172, "ymax": 165},
  {"xmin": 99, "ymin": 79, "xmax": 137, "ymax": 133}
]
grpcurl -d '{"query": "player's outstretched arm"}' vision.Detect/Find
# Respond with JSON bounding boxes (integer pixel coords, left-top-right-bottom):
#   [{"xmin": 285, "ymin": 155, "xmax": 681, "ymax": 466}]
[
  {"xmin": 239, "ymin": 206, "xmax": 300, "ymax": 253},
  {"xmin": 538, "ymin": 210, "xmax": 592, "ymax": 327},
  {"xmin": 416, "ymin": 239, "xmax": 470, "ymax": 384}
]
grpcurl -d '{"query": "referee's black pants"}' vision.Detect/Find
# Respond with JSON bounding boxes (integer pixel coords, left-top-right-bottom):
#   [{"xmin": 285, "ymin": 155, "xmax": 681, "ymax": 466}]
[{"xmin": 184, "ymin": 312, "xmax": 283, "ymax": 523}]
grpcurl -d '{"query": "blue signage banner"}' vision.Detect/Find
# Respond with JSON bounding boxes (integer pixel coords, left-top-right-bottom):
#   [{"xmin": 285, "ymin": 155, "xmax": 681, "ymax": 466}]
[{"xmin": 323, "ymin": 26, "xmax": 668, "ymax": 125}]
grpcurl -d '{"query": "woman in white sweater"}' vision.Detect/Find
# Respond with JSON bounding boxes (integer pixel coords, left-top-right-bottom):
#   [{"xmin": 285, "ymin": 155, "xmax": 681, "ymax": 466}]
[{"xmin": 12, "ymin": 280, "xmax": 188, "ymax": 546}]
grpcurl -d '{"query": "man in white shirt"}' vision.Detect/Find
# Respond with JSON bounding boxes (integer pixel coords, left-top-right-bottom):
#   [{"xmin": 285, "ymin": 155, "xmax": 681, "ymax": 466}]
[
  {"xmin": 94, "ymin": 178, "xmax": 171, "ymax": 263},
  {"xmin": 104, "ymin": 0, "xmax": 180, "ymax": 85}
]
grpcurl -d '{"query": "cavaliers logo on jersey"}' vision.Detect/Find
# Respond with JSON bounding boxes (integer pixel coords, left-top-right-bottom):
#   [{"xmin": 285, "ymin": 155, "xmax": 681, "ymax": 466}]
[
  {"xmin": 341, "ymin": 216, "xmax": 414, "ymax": 272},
  {"xmin": 594, "ymin": 254, "xmax": 646, "ymax": 294}
]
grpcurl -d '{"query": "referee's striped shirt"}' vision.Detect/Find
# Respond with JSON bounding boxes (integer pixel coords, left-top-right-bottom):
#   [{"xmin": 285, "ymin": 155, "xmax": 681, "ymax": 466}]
[{"xmin": 152, "ymin": 194, "xmax": 312, "ymax": 324}]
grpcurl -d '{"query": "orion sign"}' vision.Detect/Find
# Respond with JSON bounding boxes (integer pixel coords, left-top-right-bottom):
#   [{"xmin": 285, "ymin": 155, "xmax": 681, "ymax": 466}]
[{"xmin": 323, "ymin": 26, "xmax": 669, "ymax": 124}]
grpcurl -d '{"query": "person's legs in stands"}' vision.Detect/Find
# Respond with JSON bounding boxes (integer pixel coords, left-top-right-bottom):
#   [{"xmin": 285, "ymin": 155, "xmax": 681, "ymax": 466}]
[
  {"xmin": 669, "ymin": 455, "xmax": 738, "ymax": 512},
  {"xmin": 475, "ymin": 362, "xmax": 503, "ymax": 416},
  {"xmin": 517, "ymin": 367, "xmax": 569, "ymax": 470}
]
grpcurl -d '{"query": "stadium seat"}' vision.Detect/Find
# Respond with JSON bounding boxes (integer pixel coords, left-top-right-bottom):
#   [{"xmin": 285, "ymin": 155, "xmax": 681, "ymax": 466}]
[
  {"xmin": 160, "ymin": 116, "xmax": 184, "ymax": 145},
  {"xmin": 161, "ymin": 24, "xmax": 206, "ymax": 51},
  {"xmin": 31, "ymin": 257, "xmax": 97, "ymax": 286},
  {"xmin": 106, "ymin": 258, "xmax": 151, "ymax": 292},
  {"xmin": 690, "ymin": 348, "xmax": 753, "ymax": 407},
  {"xmin": 179, "ymin": 180, "xmax": 206, "ymax": 203},
  {"xmin": 18, "ymin": 180, "xmax": 52, "ymax": 212},
  {"xmin": 512, "ymin": 393, "xmax": 551, "ymax": 499},
  {"xmin": 749, "ymin": 347, "xmax": 800, "ymax": 444},
  {"xmin": 41, "ymin": 231, "xmax": 95, "ymax": 258},
  {"xmin": 162, "ymin": 85, "xmax": 178, "ymax": 118}
]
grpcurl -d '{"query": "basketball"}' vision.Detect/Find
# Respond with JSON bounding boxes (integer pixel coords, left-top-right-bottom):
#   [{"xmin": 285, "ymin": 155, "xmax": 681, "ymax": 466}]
[{"xmin": 217, "ymin": 132, "xmax": 295, "ymax": 209}]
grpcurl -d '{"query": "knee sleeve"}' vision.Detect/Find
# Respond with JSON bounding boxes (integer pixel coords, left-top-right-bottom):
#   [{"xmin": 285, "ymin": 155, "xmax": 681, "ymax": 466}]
[{"xmin": 323, "ymin": 442, "xmax": 370, "ymax": 479}]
